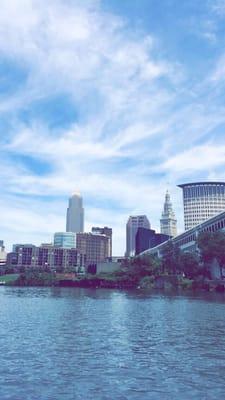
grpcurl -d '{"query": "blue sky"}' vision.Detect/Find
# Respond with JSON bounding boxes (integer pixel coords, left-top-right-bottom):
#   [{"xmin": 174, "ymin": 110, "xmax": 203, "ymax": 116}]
[{"xmin": 1, "ymin": 0, "xmax": 225, "ymax": 254}]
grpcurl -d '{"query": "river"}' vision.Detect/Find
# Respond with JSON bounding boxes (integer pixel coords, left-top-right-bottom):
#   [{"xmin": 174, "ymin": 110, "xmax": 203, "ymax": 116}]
[{"xmin": 0, "ymin": 287, "xmax": 225, "ymax": 400}]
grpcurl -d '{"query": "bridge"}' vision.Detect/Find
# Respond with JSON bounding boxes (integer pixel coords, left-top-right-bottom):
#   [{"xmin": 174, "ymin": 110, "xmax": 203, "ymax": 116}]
[{"xmin": 140, "ymin": 210, "xmax": 225, "ymax": 258}]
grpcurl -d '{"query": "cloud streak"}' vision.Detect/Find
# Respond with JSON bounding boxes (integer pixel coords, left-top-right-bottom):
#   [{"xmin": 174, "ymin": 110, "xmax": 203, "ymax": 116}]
[{"xmin": 0, "ymin": 0, "xmax": 225, "ymax": 254}]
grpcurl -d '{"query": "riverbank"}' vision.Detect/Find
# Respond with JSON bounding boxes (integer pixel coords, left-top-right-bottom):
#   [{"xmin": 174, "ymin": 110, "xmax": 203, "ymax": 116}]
[{"xmin": 2, "ymin": 271, "xmax": 225, "ymax": 292}]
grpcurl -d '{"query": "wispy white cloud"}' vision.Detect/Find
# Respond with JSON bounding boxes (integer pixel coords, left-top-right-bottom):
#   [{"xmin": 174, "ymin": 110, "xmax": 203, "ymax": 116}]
[
  {"xmin": 211, "ymin": 0, "xmax": 225, "ymax": 16},
  {"xmin": 0, "ymin": 0, "xmax": 225, "ymax": 254},
  {"xmin": 162, "ymin": 144, "xmax": 225, "ymax": 173}
]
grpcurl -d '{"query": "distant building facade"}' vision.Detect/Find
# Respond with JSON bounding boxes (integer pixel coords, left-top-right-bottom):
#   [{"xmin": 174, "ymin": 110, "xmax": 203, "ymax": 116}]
[
  {"xmin": 0, "ymin": 240, "xmax": 6, "ymax": 267},
  {"xmin": 6, "ymin": 244, "xmax": 86, "ymax": 271},
  {"xmin": 160, "ymin": 191, "xmax": 177, "ymax": 237},
  {"xmin": 91, "ymin": 226, "xmax": 112, "ymax": 257},
  {"xmin": 135, "ymin": 228, "xmax": 170, "ymax": 255},
  {"xmin": 76, "ymin": 233, "xmax": 110, "ymax": 266},
  {"xmin": 178, "ymin": 182, "xmax": 225, "ymax": 231},
  {"xmin": 66, "ymin": 192, "xmax": 84, "ymax": 234},
  {"xmin": 54, "ymin": 232, "xmax": 76, "ymax": 248},
  {"xmin": 126, "ymin": 215, "xmax": 150, "ymax": 257}
]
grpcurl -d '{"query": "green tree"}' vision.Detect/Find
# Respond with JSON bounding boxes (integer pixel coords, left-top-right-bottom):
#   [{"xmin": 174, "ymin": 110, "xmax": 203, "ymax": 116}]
[
  {"xmin": 129, "ymin": 254, "xmax": 161, "ymax": 278},
  {"xmin": 179, "ymin": 252, "xmax": 200, "ymax": 279},
  {"xmin": 197, "ymin": 231, "xmax": 225, "ymax": 266},
  {"xmin": 161, "ymin": 240, "xmax": 181, "ymax": 274}
]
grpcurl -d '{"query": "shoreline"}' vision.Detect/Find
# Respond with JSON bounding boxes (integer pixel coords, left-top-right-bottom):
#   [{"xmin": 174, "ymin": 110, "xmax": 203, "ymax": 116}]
[{"xmin": 1, "ymin": 272, "xmax": 225, "ymax": 293}]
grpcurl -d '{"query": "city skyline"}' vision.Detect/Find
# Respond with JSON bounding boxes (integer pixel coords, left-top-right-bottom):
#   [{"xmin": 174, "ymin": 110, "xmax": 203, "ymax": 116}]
[{"xmin": 1, "ymin": 0, "xmax": 225, "ymax": 255}]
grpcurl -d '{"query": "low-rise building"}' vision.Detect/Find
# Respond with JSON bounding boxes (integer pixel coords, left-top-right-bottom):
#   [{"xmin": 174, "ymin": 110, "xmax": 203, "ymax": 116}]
[
  {"xmin": 76, "ymin": 232, "xmax": 110, "ymax": 267},
  {"xmin": 95, "ymin": 261, "xmax": 121, "ymax": 275},
  {"xmin": 91, "ymin": 226, "xmax": 112, "ymax": 257},
  {"xmin": 6, "ymin": 244, "xmax": 86, "ymax": 271}
]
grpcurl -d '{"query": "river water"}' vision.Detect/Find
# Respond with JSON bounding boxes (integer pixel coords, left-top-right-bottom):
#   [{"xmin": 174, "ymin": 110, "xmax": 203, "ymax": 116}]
[{"xmin": 0, "ymin": 287, "xmax": 225, "ymax": 400}]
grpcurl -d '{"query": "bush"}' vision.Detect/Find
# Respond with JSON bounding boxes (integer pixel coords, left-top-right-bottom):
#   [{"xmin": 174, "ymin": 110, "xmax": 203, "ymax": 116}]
[
  {"xmin": 139, "ymin": 276, "xmax": 155, "ymax": 289},
  {"xmin": 179, "ymin": 278, "xmax": 193, "ymax": 290}
]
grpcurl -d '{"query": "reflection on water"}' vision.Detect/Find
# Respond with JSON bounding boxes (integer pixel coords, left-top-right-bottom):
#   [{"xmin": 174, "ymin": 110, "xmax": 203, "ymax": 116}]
[{"xmin": 0, "ymin": 287, "xmax": 225, "ymax": 400}]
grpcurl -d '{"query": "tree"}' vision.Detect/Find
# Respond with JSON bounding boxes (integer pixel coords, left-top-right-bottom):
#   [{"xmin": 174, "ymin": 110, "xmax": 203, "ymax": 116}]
[
  {"xmin": 179, "ymin": 252, "xmax": 200, "ymax": 279},
  {"xmin": 129, "ymin": 254, "xmax": 162, "ymax": 278},
  {"xmin": 197, "ymin": 231, "xmax": 225, "ymax": 266},
  {"xmin": 161, "ymin": 240, "xmax": 181, "ymax": 274}
]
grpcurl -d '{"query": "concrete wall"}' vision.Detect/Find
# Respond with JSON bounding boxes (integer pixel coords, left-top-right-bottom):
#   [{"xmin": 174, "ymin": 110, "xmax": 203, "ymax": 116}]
[{"xmin": 96, "ymin": 262, "xmax": 121, "ymax": 275}]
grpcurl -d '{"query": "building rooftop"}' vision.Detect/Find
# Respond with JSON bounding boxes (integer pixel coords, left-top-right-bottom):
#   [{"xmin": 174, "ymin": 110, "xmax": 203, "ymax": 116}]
[
  {"xmin": 178, "ymin": 182, "xmax": 225, "ymax": 188},
  {"xmin": 71, "ymin": 191, "xmax": 81, "ymax": 197}
]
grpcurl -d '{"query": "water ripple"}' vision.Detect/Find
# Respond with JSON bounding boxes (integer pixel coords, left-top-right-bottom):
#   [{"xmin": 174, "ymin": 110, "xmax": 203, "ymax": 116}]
[{"xmin": 0, "ymin": 287, "xmax": 225, "ymax": 399}]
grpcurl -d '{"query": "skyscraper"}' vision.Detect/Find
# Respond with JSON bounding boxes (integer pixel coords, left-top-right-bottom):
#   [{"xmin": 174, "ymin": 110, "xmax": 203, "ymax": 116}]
[
  {"xmin": 0, "ymin": 240, "xmax": 6, "ymax": 267},
  {"xmin": 66, "ymin": 192, "xmax": 84, "ymax": 234},
  {"xmin": 160, "ymin": 191, "xmax": 177, "ymax": 237},
  {"xmin": 126, "ymin": 215, "xmax": 150, "ymax": 257},
  {"xmin": 178, "ymin": 182, "xmax": 225, "ymax": 230},
  {"xmin": 135, "ymin": 228, "xmax": 170, "ymax": 255}
]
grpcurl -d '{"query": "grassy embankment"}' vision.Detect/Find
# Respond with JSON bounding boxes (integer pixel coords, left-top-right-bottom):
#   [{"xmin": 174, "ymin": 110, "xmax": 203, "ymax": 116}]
[{"xmin": 0, "ymin": 274, "xmax": 19, "ymax": 284}]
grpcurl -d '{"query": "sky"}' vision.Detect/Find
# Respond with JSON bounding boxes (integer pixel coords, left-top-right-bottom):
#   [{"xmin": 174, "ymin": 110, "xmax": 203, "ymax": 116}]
[{"xmin": 1, "ymin": 0, "xmax": 225, "ymax": 255}]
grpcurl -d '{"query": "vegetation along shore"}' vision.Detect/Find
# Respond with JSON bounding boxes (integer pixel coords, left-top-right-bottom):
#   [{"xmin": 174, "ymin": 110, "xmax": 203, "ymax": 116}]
[{"xmin": 1, "ymin": 232, "xmax": 225, "ymax": 292}]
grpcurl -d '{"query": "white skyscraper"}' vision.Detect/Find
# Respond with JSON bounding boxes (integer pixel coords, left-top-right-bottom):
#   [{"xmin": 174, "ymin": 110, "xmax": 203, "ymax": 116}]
[
  {"xmin": 160, "ymin": 191, "xmax": 177, "ymax": 237},
  {"xmin": 66, "ymin": 193, "xmax": 84, "ymax": 234},
  {"xmin": 178, "ymin": 182, "xmax": 225, "ymax": 231},
  {"xmin": 126, "ymin": 215, "xmax": 150, "ymax": 257}
]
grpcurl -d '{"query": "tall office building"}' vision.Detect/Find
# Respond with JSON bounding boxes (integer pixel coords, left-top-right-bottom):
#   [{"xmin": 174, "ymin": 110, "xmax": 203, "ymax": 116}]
[
  {"xmin": 126, "ymin": 215, "xmax": 150, "ymax": 257},
  {"xmin": 66, "ymin": 192, "xmax": 84, "ymax": 234},
  {"xmin": 160, "ymin": 191, "xmax": 177, "ymax": 237},
  {"xmin": 54, "ymin": 232, "xmax": 76, "ymax": 248},
  {"xmin": 0, "ymin": 240, "xmax": 6, "ymax": 267},
  {"xmin": 178, "ymin": 182, "xmax": 225, "ymax": 231},
  {"xmin": 91, "ymin": 226, "xmax": 112, "ymax": 257},
  {"xmin": 76, "ymin": 232, "xmax": 110, "ymax": 266},
  {"xmin": 135, "ymin": 228, "xmax": 170, "ymax": 255}
]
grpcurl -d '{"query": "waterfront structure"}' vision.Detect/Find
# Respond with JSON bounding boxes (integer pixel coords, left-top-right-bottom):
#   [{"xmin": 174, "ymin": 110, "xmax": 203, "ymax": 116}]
[
  {"xmin": 54, "ymin": 232, "xmax": 76, "ymax": 248},
  {"xmin": 160, "ymin": 191, "xmax": 177, "ymax": 237},
  {"xmin": 76, "ymin": 232, "xmax": 110, "ymax": 266},
  {"xmin": 66, "ymin": 192, "xmax": 84, "ymax": 234},
  {"xmin": 135, "ymin": 227, "xmax": 170, "ymax": 255},
  {"xmin": 93, "ymin": 261, "xmax": 121, "ymax": 275},
  {"xmin": 178, "ymin": 182, "xmax": 225, "ymax": 231},
  {"xmin": 91, "ymin": 226, "xmax": 112, "ymax": 257},
  {"xmin": 126, "ymin": 215, "xmax": 150, "ymax": 257},
  {"xmin": 140, "ymin": 210, "xmax": 225, "ymax": 260},
  {"xmin": 7, "ymin": 244, "xmax": 86, "ymax": 271}
]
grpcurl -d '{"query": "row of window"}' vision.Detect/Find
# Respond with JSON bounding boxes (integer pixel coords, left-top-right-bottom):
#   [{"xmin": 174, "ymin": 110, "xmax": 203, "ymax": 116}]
[{"xmin": 183, "ymin": 185, "xmax": 225, "ymax": 198}]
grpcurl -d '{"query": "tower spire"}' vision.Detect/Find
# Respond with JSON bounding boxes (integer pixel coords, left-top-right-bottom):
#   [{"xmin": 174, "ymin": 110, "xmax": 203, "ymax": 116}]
[{"xmin": 160, "ymin": 191, "xmax": 177, "ymax": 237}]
